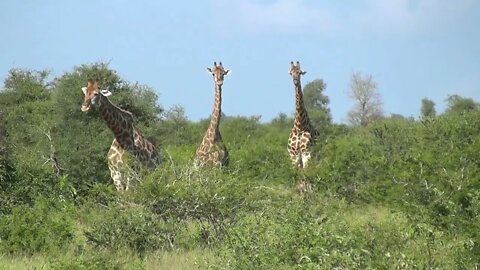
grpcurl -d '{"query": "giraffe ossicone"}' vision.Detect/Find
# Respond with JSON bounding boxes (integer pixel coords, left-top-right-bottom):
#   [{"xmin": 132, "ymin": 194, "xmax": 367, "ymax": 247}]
[
  {"xmin": 80, "ymin": 79, "xmax": 161, "ymax": 191},
  {"xmin": 194, "ymin": 62, "xmax": 230, "ymax": 168}
]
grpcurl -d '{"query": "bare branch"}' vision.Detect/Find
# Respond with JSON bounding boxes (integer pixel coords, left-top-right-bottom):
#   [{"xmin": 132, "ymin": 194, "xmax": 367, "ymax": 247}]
[
  {"xmin": 39, "ymin": 128, "xmax": 65, "ymax": 177},
  {"xmin": 347, "ymin": 72, "xmax": 383, "ymax": 126}
]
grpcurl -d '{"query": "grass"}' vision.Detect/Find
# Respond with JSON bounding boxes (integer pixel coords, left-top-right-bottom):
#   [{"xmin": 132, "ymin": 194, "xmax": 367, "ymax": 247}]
[
  {"xmin": 144, "ymin": 249, "xmax": 219, "ymax": 269},
  {"xmin": 0, "ymin": 249, "xmax": 218, "ymax": 270},
  {"xmin": 0, "ymin": 254, "xmax": 48, "ymax": 270}
]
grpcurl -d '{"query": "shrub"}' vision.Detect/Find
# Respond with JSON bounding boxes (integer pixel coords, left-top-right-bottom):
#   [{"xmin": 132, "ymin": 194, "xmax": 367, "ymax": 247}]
[
  {"xmin": 220, "ymin": 199, "xmax": 472, "ymax": 269},
  {"xmin": 0, "ymin": 196, "xmax": 74, "ymax": 254},
  {"xmin": 84, "ymin": 204, "xmax": 172, "ymax": 255}
]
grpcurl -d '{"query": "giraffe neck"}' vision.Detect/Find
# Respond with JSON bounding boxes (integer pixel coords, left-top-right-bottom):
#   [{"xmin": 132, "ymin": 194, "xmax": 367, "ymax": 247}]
[
  {"xmin": 98, "ymin": 95, "xmax": 133, "ymax": 141},
  {"xmin": 96, "ymin": 95, "xmax": 159, "ymax": 171},
  {"xmin": 293, "ymin": 81, "xmax": 310, "ymax": 129},
  {"xmin": 206, "ymin": 83, "xmax": 222, "ymax": 142}
]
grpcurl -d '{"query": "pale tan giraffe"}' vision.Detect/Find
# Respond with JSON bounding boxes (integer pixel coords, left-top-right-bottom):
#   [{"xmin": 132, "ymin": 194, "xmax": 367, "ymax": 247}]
[
  {"xmin": 81, "ymin": 80, "xmax": 161, "ymax": 191},
  {"xmin": 194, "ymin": 62, "xmax": 230, "ymax": 167},
  {"xmin": 287, "ymin": 61, "xmax": 319, "ymax": 169}
]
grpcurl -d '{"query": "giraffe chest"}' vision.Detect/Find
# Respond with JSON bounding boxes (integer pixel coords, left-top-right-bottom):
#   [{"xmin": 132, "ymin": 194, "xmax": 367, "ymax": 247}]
[
  {"xmin": 196, "ymin": 141, "xmax": 228, "ymax": 166},
  {"xmin": 198, "ymin": 141, "xmax": 224, "ymax": 155}
]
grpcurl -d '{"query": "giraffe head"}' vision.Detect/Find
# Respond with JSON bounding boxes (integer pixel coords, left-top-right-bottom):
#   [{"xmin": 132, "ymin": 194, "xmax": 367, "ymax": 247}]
[
  {"xmin": 207, "ymin": 62, "xmax": 230, "ymax": 86},
  {"xmin": 289, "ymin": 61, "xmax": 306, "ymax": 86},
  {"xmin": 81, "ymin": 79, "xmax": 112, "ymax": 112}
]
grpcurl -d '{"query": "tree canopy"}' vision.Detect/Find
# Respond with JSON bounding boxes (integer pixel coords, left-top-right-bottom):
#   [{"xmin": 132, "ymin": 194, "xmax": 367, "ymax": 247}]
[
  {"xmin": 303, "ymin": 79, "xmax": 331, "ymax": 128},
  {"xmin": 421, "ymin": 97, "xmax": 436, "ymax": 119},
  {"xmin": 347, "ymin": 72, "xmax": 383, "ymax": 126},
  {"xmin": 445, "ymin": 94, "xmax": 478, "ymax": 114}
]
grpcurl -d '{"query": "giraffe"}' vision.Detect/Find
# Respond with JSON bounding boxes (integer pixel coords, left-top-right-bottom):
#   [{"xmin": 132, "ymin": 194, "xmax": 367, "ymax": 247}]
[
  {"xmin": 81, "ymin": 79, "xmax": 161, "ymax": 191},
  {"xmin": 194, "ymin": 62, "xmax": 230, "ymax": 167},
  {"xmin": 287, "ymin": 61, "xmax": 318, "ymax": 169}
]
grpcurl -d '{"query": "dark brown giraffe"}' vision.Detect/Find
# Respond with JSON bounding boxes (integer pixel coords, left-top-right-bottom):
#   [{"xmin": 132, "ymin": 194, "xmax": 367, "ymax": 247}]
[
  {"xmin": 287, "ymin": 61, "xmax": 318, "ymax": 169},
  {"xmin": 194, "ymin": 62, "xmax": 230, "ymax": 167},
  {"xmin": 81, "ymin": 80, "xmax": 161, "ymax": 191}
]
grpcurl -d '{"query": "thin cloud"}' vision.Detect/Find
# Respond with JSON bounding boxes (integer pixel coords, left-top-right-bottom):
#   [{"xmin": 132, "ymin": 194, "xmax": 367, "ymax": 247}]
[
  {"xmin": 210, "ymin": 0, "xmax": 337, "ymax": 35},
  {"xmin": 347, "ymin": 0, "xmax": 478, "ymax": 37},
  {"xmin": 210, "ymin": 0, "xmax": 477, "ymax": 37}
]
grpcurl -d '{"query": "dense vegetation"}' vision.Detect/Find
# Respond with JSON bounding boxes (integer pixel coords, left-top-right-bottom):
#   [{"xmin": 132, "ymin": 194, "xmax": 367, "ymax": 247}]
[{"xmin": 0, "ymin": 63, "xmax": 479, "ymax": 269}]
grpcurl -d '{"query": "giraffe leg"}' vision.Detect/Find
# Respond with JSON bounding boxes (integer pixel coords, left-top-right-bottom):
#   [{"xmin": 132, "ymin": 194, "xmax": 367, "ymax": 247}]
[
  {"xmin": 301, "ymin": 151, "xmax": 311, "ymax": 168},
  {"xmin": 108, "ymin": 139, "xmax": 130, "ymax": 192},
  {"xmin": 193, "ymin": 154, "xmax": 203, "ymax": 169},
  {"xmin": 289, "ymin": 151, "xmax": 302, "ymax": 168},
  {"xmin": 291, "ymin": 156, "xmax": 299, "ymax": 168},
  {"xmin": 296, "ymin": 179, "xmax": 312, "ymax": 194}
]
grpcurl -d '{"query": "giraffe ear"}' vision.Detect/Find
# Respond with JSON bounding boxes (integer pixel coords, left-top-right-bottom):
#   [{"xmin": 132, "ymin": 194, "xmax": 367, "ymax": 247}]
[
  {"xmin": 207, "ymin": 67, "xmax": 213, "ymax": 73},
  {"xmin": 224, "ymin": 69, "xmax": 231, "ymax": 75},
  {"xmin": 81, "ymin": 87, "xmax": 87, "ymax": 95},
  {"xmin": 300, "ymin": 71, "xmax": 307, "ymax": 75},
  {"xmin": 100, "ymin": 89, "xmax": 112, "ymax": 96}
]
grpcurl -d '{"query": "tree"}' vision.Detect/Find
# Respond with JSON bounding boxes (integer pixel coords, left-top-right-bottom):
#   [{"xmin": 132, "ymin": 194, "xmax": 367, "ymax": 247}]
[
  {"xmin": 347, "ymin": 72, "xmax": 383, "ymax": 126},
  {"xmin": 390, "ymin": 113, "xmax": 405, "ymax": 120},
  {"xmin": 270, "ymin": 112, "xmax": 292, "ymax": 130},
  {"xmin": 0, "ymin": 109, "xmax": 15, "ymax": 190},
  {"xmin": 2, "ymin": 69, "xmax": 51, "ymax": 103},
  {"xmin": 444, "ymin": 95, "xmax": 478, "ymax": 114},
  {"xmin": 158, "ymin": 105, "xmax": 194, "ymax": 145},
  {"xmin": 0, "ymin": 68, "xmax": 63, "ymax": 208},
  {"xmin": 420, "ymin": 98, "xmax": 436, "ymax": 118},
  {"xmin": 0, "ymin": 68, "xmax": 55, "ymax": 162},
  {"xmin": 389, "ymin": 113, "xmax": 415, "ymax": 122},
  {"xmin": 113, "ymin": 82, "xmax": 163, "ymax": 126},
  {"xmin": 303, "ymin": 79, "xmax": 331, "ymax": 128}
]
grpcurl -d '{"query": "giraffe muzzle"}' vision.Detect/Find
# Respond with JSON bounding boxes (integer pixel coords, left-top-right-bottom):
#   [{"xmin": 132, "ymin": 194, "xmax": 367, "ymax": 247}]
[{"xmin": 81, "ymin": 102, "xmax": 91, "ymax": 112}]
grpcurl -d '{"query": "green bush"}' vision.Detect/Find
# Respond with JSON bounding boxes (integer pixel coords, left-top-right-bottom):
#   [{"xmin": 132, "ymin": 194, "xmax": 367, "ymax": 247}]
[
  {"xmin": 220, "ymin": 200, "xmax": 472, "ymax": 269},
  {"xmin": 136, "ymin": 166, "xmax": 247, "ymax": 247},
  {"xmin": 84, "ymin": 204, "xmax": 172, "ymax": 255},
  {"xmin": 0, "ymin": 197, "xmax": 74, "ymax": 254}
]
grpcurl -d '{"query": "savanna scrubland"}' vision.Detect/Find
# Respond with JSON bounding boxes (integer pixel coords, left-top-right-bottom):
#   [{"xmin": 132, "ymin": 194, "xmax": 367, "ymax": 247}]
[{"xmin": 0, "ymin": 63, "xmax": 479, "ymax": 269}]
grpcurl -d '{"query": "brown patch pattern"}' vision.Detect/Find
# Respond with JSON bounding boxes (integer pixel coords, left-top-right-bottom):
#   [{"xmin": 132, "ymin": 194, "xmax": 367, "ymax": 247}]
[{"xmin": 194, "ymin": 62, "xmax": 230, "ymax": 168}]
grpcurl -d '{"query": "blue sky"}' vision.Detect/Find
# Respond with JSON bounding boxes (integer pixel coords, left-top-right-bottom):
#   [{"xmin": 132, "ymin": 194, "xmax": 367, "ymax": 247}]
[{"xmin": 1, "ymin": 0, "xmax": 479, "ymax": 123}]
